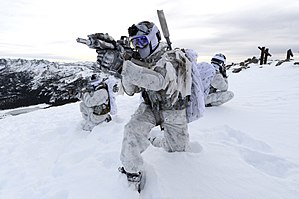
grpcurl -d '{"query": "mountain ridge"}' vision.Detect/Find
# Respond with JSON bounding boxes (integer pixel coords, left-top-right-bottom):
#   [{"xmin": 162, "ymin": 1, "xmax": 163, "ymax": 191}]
[{"xmin": 0, "ymin": 58, "xmax": 98, "ymax": 110}]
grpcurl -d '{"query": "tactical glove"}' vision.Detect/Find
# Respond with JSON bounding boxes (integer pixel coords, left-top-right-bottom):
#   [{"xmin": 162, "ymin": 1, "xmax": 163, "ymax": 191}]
[
  {"xmin": 96, "ymin": 49, "xmax": 123, "ymax": 77},
  {"xmin": 219, "ymin": 66, "xmax": 227, "ymax": 78}
]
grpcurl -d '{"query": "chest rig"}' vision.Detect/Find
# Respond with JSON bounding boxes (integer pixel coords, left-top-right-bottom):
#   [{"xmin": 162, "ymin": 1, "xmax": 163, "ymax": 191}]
[{"xmin": 133, "ymin": 48, "xmax": 189, "ymax": 127}]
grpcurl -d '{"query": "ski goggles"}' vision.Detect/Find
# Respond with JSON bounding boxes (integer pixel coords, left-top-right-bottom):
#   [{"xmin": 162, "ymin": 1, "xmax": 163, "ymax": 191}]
[{"xmin": 130, "ymin": 35, "xmax": 150, "ymax": 49}]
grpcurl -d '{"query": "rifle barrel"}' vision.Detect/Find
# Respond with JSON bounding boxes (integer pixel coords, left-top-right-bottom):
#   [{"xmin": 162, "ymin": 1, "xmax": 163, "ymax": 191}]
[{"xmin": 76, "ymin": 38, "xmax": 90, "ymax": 45}]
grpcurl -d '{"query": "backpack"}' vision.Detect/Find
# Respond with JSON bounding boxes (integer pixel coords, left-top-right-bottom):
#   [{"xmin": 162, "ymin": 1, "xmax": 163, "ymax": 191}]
[
  {"xmin": 162, "ymin": 48, "xmax": 207, "ymax": 123},
  {"xmin": 89, "ymin": 77, "xmax": 118, "ymax": 115},
  {"xmin": 182, "ymin": 49, "xmax": 221, "ymax": 123},
  {"xmin": 104, "ymin": 77, "xmax": 118, "ymax": 115}
]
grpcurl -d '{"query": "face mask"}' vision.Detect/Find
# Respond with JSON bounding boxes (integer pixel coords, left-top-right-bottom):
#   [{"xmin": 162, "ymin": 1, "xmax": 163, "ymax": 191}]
[{"xmin": 137, "ymin": 44, "xmax": 151, "ymax": 58}]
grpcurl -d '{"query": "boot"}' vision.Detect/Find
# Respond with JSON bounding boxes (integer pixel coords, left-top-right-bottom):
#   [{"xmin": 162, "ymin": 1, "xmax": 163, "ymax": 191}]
[
  {"xmin": 105, "ymin": 114, "xmax": 112, "ymax": 122},
  {"xmin": 118, "ymin": 167, "xmax": 145, "ymax": 193}
]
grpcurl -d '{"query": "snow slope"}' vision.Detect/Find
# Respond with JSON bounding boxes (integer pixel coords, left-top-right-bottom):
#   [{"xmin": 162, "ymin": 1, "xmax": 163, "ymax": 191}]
[{"xmin": 0, "ymin": 61, "xmax": 299, "ymax": 199}]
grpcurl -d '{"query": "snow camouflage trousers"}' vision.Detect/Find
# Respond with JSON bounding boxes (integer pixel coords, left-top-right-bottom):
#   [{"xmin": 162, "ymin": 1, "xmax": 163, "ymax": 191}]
[
  {"xmin": 80, "ymin": 102, "xmax": 109, "ymax": 131},
  {"xmin": 120, "ymin": 103, "xmax": 189, "ymax": 173},
  {"xmin": 205, "ymin": 90, "xmax": 234, "ymax": 106}
]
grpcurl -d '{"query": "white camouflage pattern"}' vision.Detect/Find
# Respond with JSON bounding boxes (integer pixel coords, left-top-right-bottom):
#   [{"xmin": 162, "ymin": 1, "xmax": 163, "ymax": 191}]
[
  {"xmin": 205, "ymin": 63, "xmax": 234, "ymax": 106},
  {"xmin": 120, "ymin": 42, "xmax": 191, "ymax": 173},
  {"xmin": 79, "ymin": 78, "xmax": 117, "ymax": 131},
  {"xmin": 120, "ymin": 103, "xmax": 189, "ymax": 173}
]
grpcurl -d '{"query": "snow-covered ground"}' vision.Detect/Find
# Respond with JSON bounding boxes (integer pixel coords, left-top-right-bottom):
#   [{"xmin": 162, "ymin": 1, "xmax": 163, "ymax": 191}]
[{"xmin": 1, "ymin": 61, "xmax": 299, "ymax": 199}]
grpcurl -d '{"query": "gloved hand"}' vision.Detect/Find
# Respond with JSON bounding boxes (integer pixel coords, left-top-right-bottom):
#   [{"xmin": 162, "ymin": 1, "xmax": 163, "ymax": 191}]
[
  {"xmin": 96, "ymin": 49, "xmax": 123, "ymax": 76},
  {"xmin": 147, "ymin": 90, "xmax": 162, "ymax": 105},
  {"xmin": 219, "ymin": 65, "xmax": 227, "ymax": 78}
]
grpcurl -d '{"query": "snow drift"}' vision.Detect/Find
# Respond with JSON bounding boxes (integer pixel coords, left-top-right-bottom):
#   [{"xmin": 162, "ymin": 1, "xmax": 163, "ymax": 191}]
[{"xmin": 0, "ymin": 60, "xmax": 299, "ymax": 199}]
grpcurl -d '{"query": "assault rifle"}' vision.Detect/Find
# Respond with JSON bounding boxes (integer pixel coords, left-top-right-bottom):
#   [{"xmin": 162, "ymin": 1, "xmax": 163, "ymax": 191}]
[
  {"xmin": 80, "ymin": 78, "xmax": 103, "ymax": 93},
  {"xmin": 66, "ymin": 76, "xmax": 109, "ymax": 99},
  {"xmin": 63, "ymin": 76, "xmax": 89, "ymax": 98},
  {"xmin": 76, "ymin": 33, "xmax": 133, "ymax": 78},
  {"xmin": 76, "ymin": 33, "xmax": 133, "ymax": 59}
]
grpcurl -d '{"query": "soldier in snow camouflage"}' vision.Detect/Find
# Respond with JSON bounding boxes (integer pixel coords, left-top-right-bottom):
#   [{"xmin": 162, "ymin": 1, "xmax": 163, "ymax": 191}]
[
  {"xmin": 205, "ymin": 53, "xmax": 234, "ymax": 107},
  {"xmin": 95, "ymin": 21, "xmax": 193, "ymax": 191}
]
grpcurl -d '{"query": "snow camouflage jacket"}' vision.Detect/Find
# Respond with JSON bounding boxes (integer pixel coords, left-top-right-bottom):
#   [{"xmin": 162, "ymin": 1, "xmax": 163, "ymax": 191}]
[
  {"xmin": 184, "ymin": 49, "xmax": 216, "ymax": 123},
  {"xmin": 79, "ymin": 77, "xmax": 117, "ymax": 115},
  {"xmin": 122, "ymin": 44, "xmax": 212, "ymax": 123},
  {"xmin": 210, "ymin": 63, "xmax": 228, "ymax": 92},
  {"xmin": 121, "ymin": 43, "xmax": 192, "ymax": 122}
]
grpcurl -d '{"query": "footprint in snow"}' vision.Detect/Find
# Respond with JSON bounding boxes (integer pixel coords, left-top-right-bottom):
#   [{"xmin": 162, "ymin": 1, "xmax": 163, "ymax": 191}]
[
  {"xmin": 187, "ymin": 141, "xmax": 203, "ymax": 153},
  {"xmin": 239, "ymin": 148, "xmax": 299, "ymax": 178},
  {"xmin": 200, "ymin": 126, "xmax": 273, "ymax": 153}
]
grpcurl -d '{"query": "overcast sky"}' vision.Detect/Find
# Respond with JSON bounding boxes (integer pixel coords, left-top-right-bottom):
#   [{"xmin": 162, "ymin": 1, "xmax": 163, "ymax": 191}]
[{"xmin": 1, "ymin": 0, "xmax": 298, "ymax": 63}]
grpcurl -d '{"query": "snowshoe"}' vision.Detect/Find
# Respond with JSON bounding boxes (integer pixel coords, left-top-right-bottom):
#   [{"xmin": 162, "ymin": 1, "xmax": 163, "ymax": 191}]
[{"xmin": 118, "ymin": 167, "xmax": 146, "ymax": 193}]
